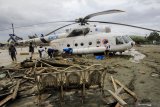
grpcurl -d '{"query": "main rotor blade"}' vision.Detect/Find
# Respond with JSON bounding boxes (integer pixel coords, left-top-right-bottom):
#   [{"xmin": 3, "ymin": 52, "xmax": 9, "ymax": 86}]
[
  {"xmin": 0, "ymin": 21, "xmax": 74, "ymax": 32},
  {"xmin": 89, "ymin": 21, "xmax": 160, "ymax": 32},
  {"xmin": 84, "ymin": 9, "xmax": 124, "ymax": 20},
  {"xmin": 45, "ymin": 22, "xmax": 77, "ymax": 36}
]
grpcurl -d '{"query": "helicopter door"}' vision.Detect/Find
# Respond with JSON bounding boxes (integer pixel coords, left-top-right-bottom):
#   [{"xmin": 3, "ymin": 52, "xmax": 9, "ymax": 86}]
[{"xmin": 96, "ymin": 39, "xmax": 101, "ymax": 47}]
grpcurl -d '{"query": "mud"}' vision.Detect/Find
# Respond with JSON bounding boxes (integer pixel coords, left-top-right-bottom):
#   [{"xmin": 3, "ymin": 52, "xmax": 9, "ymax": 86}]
[{"xmin": 0, "ymin": 45, "xmax": 160, "ymax": 107}]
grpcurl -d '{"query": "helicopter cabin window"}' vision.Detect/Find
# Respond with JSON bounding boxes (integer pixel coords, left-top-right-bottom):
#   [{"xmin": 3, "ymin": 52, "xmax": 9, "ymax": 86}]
[
  {"xmin": 116, "ymin": 37, "xmax": 124, "ymax": 45},
  {"xmin": 67, "ymin": 44, "xmax": 70, "ymax": 47},
  {"xmin": 97, "ymin": 40, "xmax": 101, "ymax": 44},
  {"xmin": 89, "ymin": 42, "xmax": 92, "ymax": 45},
  {"xmin": 75, "ymin": 43, "xmax": 78, "ymax": 47},
  {"xmin": 80, "ymin": 43, "xmax": 84, "ymax": 46},
  {"xmin": 122, "ymin": 36, "xmax": 129, "ymax": 43},
  {"xmin": 103, "ymin": 39, "xmax": 108, "ymax": 44},
  {"xmin": 68, "ymin": 28, "xmax": 90, "ymax": 37}
]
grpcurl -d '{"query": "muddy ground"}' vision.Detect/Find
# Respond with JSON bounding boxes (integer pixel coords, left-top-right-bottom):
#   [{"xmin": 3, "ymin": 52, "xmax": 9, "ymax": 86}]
[{"xmin": 1, "ymin": 45, "xmax": 160, "ymax": 107}]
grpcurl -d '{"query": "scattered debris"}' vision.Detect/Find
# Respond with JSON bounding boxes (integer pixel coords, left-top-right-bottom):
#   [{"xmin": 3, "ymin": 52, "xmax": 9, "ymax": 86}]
[
  {"xmin": 0, "ymin": 50, "xmax": 148, "ymax": 107},
  {"xmin": 102, "ymin": 76, "xmax": 137, "ymax": 107},
  {"xmin": 151, "ymin": 72, "xmax": 159, "ymax": 78}
]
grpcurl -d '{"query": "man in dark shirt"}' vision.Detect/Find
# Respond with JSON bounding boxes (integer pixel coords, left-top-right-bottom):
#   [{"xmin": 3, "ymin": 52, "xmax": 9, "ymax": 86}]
[
  {"xmin": 9, "ymin": 44, "xmax": 17, "ymax": 62},
  {"xmin": 29, "ymin": 42, "xmax": 34, "ymax": 60},
  {"xmin": 47, "ymin": 47, "xmax": 54, "ymax": 58}
]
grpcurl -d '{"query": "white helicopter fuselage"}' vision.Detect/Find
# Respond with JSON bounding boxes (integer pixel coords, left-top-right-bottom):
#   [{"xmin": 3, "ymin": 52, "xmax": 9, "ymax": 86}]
[
  {"xmin": 18, "ymin": 25, "xmax": 134, "ymax": 54},
  {"xmin": 50, "ymin": 33, "xmax": 134, "ymax": 54}
]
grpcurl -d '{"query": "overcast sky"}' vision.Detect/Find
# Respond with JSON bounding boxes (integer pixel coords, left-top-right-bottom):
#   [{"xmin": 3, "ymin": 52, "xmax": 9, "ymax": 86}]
[{"xmin": 0, "ymin": 0, "xmax": 160, "ymax": 42}]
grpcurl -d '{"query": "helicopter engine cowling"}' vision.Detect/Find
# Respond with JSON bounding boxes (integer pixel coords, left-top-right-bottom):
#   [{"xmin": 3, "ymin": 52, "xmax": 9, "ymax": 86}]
[{"xmin": 91, "ymin": 26, "xmax": 111, "ymax": 33}]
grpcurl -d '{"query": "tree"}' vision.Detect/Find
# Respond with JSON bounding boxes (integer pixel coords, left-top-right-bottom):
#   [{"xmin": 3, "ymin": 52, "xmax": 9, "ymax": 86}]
[{"xmin": 147, "ymin": 31, "xmax": 160, "ymax": 42}]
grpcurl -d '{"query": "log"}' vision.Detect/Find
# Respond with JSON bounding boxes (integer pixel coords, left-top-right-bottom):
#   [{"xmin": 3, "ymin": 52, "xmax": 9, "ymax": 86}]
[
  {"xmin": 38, "ymin": 60, "xmax": 54, "ymax": 67},
  {"xmin": 115, "ymin": 103, "xmax": 123, "ymax": 107},
  {"xmin": 0, "ymin": 80, "xmax": 21, "ymax": 106},
  {"xmin": 111, "ymin": 76, "xmax": 117, "ymax": 92},
  {"xmin": 12, "ymin": 80, "xmax": 21, "ymax": 99},
  {"xmin": 114, "ymin": 79, "xmax": 137, "ymax": 100},
  {"xmin": 41, "ymin": 59, "xmax": 71, "ymax": 67},
  {"xmin": 35, "ymin": 68, "xmax": 46, "ymax": 74},
  {"xmin": 102, "ymin": 93, "xmax": 130, "ymax": 105},
  {"xmin": 0, "ymin": 95, "xmax": 13, "ymax": 106},
  {"xmin": 6, "ymin": 70, "xmax": 13, "ymax": 81},
  {"xmin": 26, "ymin": 68, "xmax": 33, "ymax": 74},
  {"xmin": 108, "ymin": 90, "xmax": 127, "ymax": 106}
]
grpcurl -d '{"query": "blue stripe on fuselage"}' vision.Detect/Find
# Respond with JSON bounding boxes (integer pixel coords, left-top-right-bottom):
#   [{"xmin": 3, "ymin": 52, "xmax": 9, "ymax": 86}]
[{"xmin": 48, "ymin": 35, "xmax": 58, "ymax": 41}]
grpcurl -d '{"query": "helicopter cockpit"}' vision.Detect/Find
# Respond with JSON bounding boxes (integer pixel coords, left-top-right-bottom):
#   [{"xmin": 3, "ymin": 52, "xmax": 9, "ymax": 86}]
[
  {"xmin": 68, "ymin": 28, "xmax": 90, "ymax": 37},
  {"xmin": 116, "ymin": 36, "xmax": 133, "ymax": 45}
]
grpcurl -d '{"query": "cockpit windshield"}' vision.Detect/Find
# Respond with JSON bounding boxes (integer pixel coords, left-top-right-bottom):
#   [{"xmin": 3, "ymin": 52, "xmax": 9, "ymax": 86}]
[
  {"xmin": 126, "ymin": 36, "xmax": 133, "ymax": 41},
  {"xmin": 116, "ymin": 36, "xmax": 124, "ymax": 44},
  {"xmin": 122, "ymin": 36, "xmax": 130, "ymax": 43},
  {"xmin": 68, "ymin": 28, "xmax": 90, "ymax": 37}
]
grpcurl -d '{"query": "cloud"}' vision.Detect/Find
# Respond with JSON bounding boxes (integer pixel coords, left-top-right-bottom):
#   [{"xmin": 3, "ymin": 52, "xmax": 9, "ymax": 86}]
[{"xmin": 0, "ymin": 0, "xmax": 160, "ymax": 42}]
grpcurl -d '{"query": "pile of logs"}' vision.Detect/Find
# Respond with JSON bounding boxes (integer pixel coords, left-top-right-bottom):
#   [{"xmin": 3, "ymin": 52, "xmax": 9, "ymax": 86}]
[
  {"xmin": 0, "ymin": 58, "xmax": 138, "ymax": 106},
  {"xmin": 0, "ymin": 58, "xmax": 107, "ymax": 106}
]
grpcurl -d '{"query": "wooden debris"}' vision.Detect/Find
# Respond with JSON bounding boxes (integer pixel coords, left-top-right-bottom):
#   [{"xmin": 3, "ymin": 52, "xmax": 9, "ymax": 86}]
[
  {"xmin": 0, "ymin": 80, "xmax": 21, "ymax": 106},
  {"xmin": 41, "ymin": 59, "xmax": 71, "ymax": 67},
  {"xmin": 12, "ymin": 80, "xmax": 21, "ymax": 99},
  {"xmin": 108, "ymin": 90, "xmax": 127, "ymax": 106},
  {"xmin": 115, "ymin": 103, "xmax": 123, "ymax": 107},
  {"xmin": 103, "ymin": 93, "xmax": 130, "ymax": 104},
  {"xmin": 114, "ymin": 79, "xmax": 137, "ymax": 100},
  {"xmin": 105, "ymin": 76, "xmax": 138, "ymax": 107},
  {"xmin": 6, "ymin": 70, "xmax": 13, "ymax": 81},
  {"xmin": 0, "ymin": 94, "xmax": 13, "ymax": 106},
  {"xmin": 111, "ymin": 76, "xmax": 117, "ymax": 92},
  {"xmin": 26, "ymin": 68, "xmax": 33, "ymax": 74},
  {"xmin": 38, "ymin": 60, "xmax": 54, "ymax": 67}
]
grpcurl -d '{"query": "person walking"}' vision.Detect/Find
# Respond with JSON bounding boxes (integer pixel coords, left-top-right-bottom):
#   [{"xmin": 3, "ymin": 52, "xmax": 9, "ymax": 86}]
[
  {"xmin": 29, "ymin": 42, "xmax": 34, "ymax": 61},
  {"xmin": 38, "ymin": 45, "xmax": 45, "ymax": 58},
  {"xmin": 9, "ymin": 44, "xmax": 17, "ymax": 62}
]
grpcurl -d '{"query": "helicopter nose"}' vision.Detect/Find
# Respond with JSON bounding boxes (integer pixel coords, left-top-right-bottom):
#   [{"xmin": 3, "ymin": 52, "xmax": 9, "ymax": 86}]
[{"xmin": 131, "ymin": 42, "xmax": 135, "ymax": 47}]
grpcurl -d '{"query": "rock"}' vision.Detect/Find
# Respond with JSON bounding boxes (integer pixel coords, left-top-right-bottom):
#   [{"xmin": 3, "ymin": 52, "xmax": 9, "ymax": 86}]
[
  {"xmin": 139, "ymin": 71, "xmax": 146, "ymax": 74},
  {"xmin": 0, "ymin": 73, "xmax": 6, "ymax": 79},
  {"xmin": 151, "ymin": 72, "xmax": 159, "ymax": 78},
  {"xmin": 107, "ymin": 69, "xmax": 117, "ymax": 74}
]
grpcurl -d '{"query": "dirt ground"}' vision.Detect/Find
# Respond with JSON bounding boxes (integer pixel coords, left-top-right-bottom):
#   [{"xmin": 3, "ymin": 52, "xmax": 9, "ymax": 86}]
[
  {"xmin": 1, "ymin": 45, "xmax": 160, "ymax": 107},
  {"xmin": 72, "ymin": 45, "xmax": 160, "ymax": 107}
]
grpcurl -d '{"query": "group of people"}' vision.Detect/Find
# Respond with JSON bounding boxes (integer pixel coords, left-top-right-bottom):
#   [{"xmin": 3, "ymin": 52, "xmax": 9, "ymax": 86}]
[{"xmin": 8, "ymin": 42, "xmax": 55, "ymax": 62}]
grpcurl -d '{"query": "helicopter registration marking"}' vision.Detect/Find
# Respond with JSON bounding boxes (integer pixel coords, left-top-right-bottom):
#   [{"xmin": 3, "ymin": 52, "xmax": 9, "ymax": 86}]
[{"xmin": 48, "ymin": 35, "xmax": 58, "ymax": 40}]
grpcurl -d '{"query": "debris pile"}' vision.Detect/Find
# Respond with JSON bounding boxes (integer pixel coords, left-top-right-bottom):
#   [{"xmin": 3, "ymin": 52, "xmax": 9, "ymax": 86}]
[{"xmin": 0, "ymin": 58, "xmax": 138, "ymax": 107}]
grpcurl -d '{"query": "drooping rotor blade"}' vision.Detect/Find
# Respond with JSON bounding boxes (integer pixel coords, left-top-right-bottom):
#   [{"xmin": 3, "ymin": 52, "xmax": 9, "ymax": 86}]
[
  {"xmin": 45, "ymin": 22, "xmax": 77, "ymax": 36},
  {"xmin": 14, "ymin": 21, "xmax": 75, "ymax": 29},
  {"xmin": 0, "ymin": 21, "xmax": 74, "ymax": 31},
  {"xmin": 89, "ymin": 21, "xmax": 160, "ymax": 32},
  {"xmin": 84, "ymin": 9, "xmax": 124, "ymax": 20}
]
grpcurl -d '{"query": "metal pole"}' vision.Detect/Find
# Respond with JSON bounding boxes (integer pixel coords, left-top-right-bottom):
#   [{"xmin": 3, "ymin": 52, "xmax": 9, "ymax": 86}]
[{"xmin": 12, "ymin": 23, "xmax": 14, "ymax": 35}]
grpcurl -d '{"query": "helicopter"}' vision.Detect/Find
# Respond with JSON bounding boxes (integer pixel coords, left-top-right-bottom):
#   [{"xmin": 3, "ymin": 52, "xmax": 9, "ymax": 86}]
[{"xmin": 17, "ymin": 9, "xmax": 160, "ymax": 54}]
